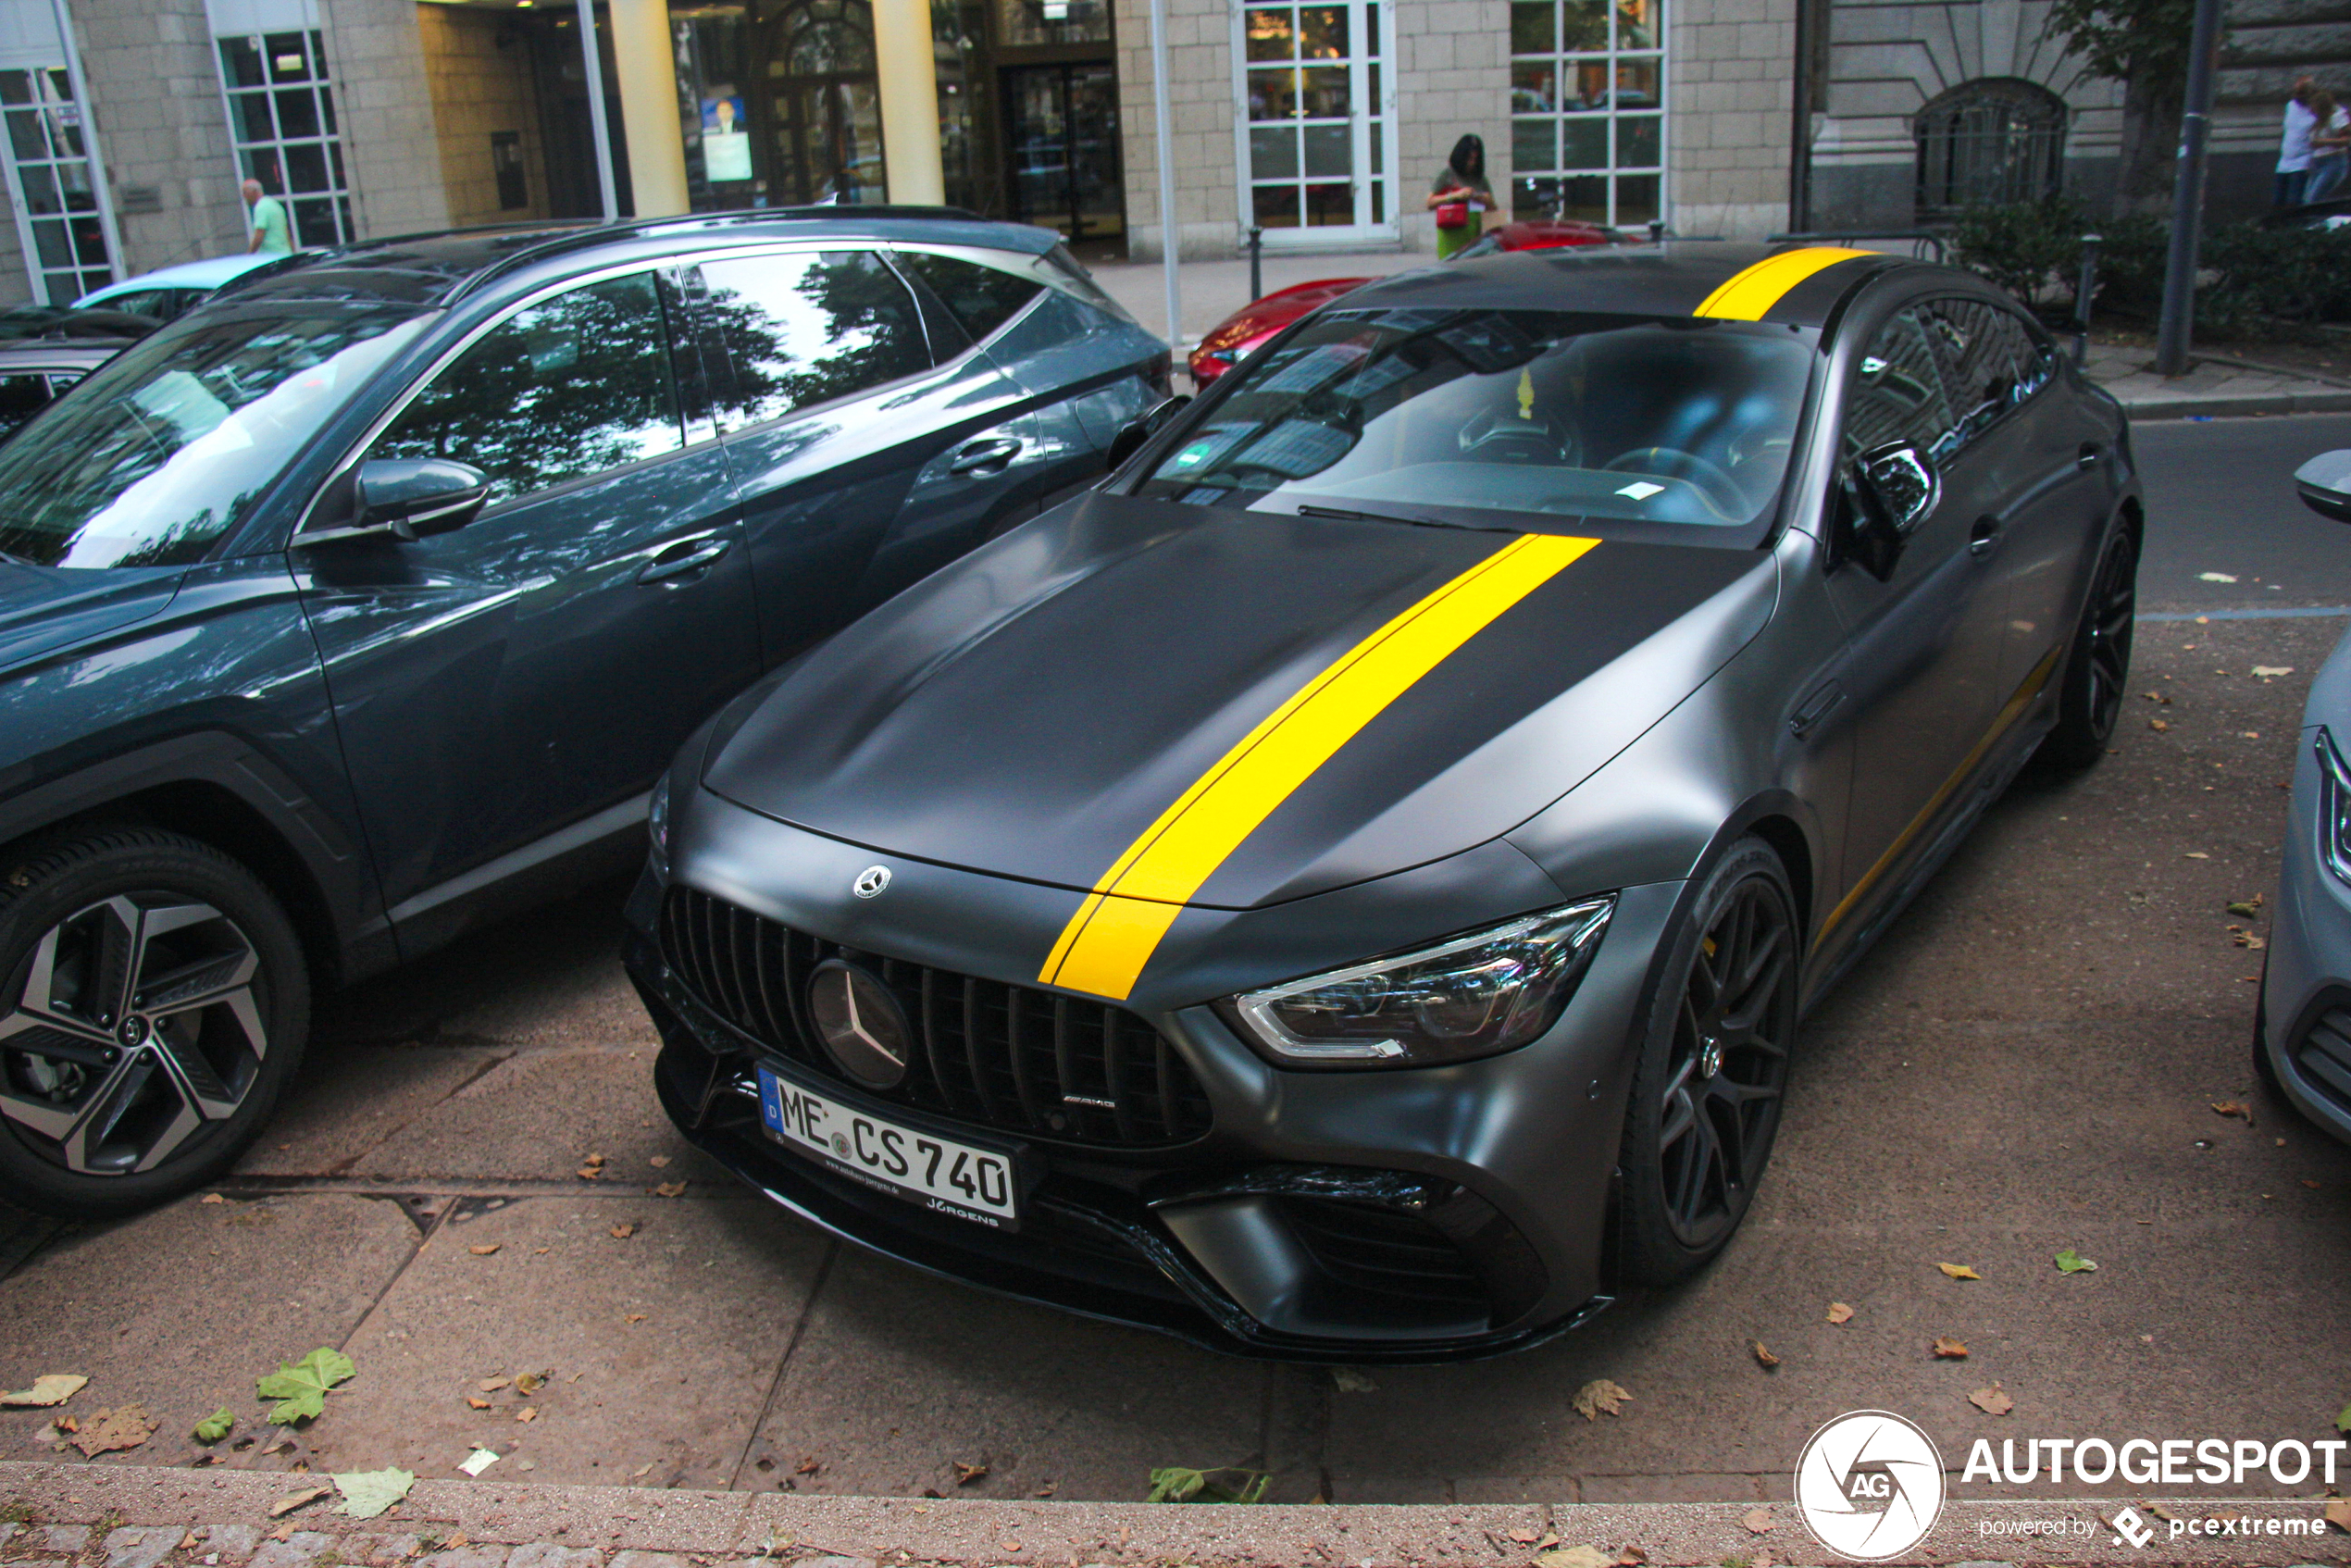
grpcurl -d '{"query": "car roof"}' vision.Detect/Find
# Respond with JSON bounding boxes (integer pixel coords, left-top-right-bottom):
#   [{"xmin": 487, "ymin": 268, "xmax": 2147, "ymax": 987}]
[
  {"xmin": 1337, "ymin": 242, "xmax": 1929, "ymax": 329},
  {"xmin": 215, "ymin": 208, "xmax": 1066, "ymax": 309},
  {"xmin": 75, "ymin": 253, "xmax": 278, "ymax": 305}
]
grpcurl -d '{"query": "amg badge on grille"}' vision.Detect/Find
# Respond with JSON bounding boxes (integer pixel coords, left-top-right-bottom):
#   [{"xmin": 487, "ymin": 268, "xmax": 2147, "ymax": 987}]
[{"xmin": 852, "ymin": 865, "xmax": 891, "ymax": 899}]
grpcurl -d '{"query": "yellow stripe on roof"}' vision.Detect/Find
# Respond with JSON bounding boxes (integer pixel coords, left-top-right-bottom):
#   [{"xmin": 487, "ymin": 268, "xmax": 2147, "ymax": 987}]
[
  {"xmin": 1693, "ymin": 247, "xmax": 1875, "ymax": 321},
  {"xmin": 1038, "ymin": 531, "xmax": 1598, "ymax": 1002}
]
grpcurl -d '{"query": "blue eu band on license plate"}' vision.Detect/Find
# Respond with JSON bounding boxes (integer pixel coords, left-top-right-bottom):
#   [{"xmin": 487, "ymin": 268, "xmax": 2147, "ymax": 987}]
[{"xmin": 756, "ymin": 1064, "xmax": 1021, "ymax": 1230}]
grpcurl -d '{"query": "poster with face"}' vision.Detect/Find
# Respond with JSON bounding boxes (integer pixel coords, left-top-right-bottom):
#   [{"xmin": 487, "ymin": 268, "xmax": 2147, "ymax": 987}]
[{"xmin": 702, "ymin": 95, "xmax": 752, "ymax": 181}]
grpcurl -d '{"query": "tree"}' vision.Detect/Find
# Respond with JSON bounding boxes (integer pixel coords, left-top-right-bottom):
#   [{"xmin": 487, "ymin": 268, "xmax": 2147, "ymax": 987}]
[{"xmin": 2041, "ymin": 0, "xmax": 2214, "ymax": 215}]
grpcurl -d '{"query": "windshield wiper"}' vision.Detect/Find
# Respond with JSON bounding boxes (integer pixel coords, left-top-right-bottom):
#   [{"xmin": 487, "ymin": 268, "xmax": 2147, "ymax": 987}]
[{"xmin": 1294, "ymin": 503, "xmax": 1505, "ymax": 532}]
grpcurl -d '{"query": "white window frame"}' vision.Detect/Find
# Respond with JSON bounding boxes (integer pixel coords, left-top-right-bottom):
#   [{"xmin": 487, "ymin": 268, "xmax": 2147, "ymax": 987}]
[
  {"xmin": 1229, "ymin": 0, "xmax": 1400, "ymax": 249},
  {"xmin": 211, "ymin": 25, "xmax": 355, "ymax": 248},
  {"xmin": 1508, "ymin": 0, "xmax": 1669, "ymax": 230}
]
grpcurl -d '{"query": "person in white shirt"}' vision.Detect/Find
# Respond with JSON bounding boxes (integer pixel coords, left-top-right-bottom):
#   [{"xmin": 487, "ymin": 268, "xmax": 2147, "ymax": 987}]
[
  {"xmin": 2277, "ymin": 75, "xmax": 2320, "ymax": 207},
  {"xmin": 2307, "ymin": 90, "xmax": 2349, "ymax": 203}
]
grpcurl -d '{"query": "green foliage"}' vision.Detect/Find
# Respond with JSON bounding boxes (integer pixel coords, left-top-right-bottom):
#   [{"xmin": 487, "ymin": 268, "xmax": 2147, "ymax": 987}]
[
  {"xmin": 1147, "ymin": 1465, "xmax": 1272, "ymax": 1503},
  {"xmin": 0, "ymin": 1500, "xmax": 36, "ymax": 1524},
  {"xmin": 1949, "ymin": 197, "xmax": 2096, "ymax": 305},
  {"xmin": 2041, "ymin": 0, "xmax": 2202, "ymax": 94},
  {"xmin": 192, "ymin": 1407, "xmax": 234, "ymax": 1444},
  {"xmin": 256, "ymin": 1347, "xmax": 355, "ymax": 1425}
]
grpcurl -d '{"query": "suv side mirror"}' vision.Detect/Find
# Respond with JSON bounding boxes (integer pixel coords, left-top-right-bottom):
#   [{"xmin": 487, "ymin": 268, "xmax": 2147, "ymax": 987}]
[
  {"xmin": 1105, "ymin": 395, "xmax": 1191, "ymax": 474},
  {"xmin": 302, "ymin": 458, "xmax": 491, "ymax": 545},
  {"xmin": 2295, "ymin": 450, "xmax": 2351, "ymax": 523}
]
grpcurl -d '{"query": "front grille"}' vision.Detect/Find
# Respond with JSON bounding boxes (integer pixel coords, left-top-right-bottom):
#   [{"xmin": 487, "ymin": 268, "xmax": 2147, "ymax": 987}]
[
  {"xmin": 2294, "ymin": 1005, "xmax": 2351, "ymax": 1115},
  {"xmin": 1274, "ymin": 1195, "xmax": 1490, "ymax": 1316},
  {"xmin": 659, "ymin": 886, "xmax": 1213, "ymax": 1149}
]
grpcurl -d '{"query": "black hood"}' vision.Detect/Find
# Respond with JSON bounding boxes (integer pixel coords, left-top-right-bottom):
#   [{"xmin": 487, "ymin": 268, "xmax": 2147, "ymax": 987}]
[{"xmin": 703, "ymin": 493, "xmax": 1773, "ymax": 912}]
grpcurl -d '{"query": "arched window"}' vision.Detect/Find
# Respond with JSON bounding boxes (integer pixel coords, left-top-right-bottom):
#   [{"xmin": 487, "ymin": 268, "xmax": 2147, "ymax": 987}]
[{"xmin": 1914, "ymin": 78, "xmax": 2067, "ymax": 218}]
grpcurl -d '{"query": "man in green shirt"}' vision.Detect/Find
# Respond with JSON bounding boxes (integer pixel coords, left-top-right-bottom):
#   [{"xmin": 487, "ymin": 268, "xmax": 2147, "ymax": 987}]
[{"xmin": 243, "ymin": 179, "xmax": 292, "ymax": 255}]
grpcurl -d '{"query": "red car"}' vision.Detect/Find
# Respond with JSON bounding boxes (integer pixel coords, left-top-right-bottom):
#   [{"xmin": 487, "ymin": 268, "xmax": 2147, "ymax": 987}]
[{"xmin": 1187, "ymin": 219, "xmax": 1616, "ymax": 384}]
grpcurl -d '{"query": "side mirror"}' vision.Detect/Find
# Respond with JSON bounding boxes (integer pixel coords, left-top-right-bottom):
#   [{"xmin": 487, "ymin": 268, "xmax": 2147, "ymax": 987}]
[
  {"xmin": 302, "ymin": 458, "xmax": 491, "ymax": 545},
  {"xmin": 1105, "ymin": 395, "xmax": 1191, "ymax": 474},
  {"xmin": 1853, "ymin": 442, "xmax": 1938, "ymax": 538},
  {"xmin": 2295, "ymin": 449, "xmax": 2351, "ymax": 523}
]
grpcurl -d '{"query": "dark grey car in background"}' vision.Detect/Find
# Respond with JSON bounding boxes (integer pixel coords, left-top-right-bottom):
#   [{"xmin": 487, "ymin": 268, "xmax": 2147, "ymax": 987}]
[{"xmin": 0, "ymin": 210, "xmax": 1164, "ymax": 1218}]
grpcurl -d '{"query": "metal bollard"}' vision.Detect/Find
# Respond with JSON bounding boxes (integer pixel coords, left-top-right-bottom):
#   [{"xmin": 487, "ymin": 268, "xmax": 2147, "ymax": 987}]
[
  {"xmin": 2072, "ymin": 233, "xmax": 2102, "ymax": 368},
  {"xmin": 1248, "ymin": 227, "xmax": 1263, "ymax": 300},
  {"xmin": 1648, "ymin": 218, "xmax": 1665, "ymax": 245}
]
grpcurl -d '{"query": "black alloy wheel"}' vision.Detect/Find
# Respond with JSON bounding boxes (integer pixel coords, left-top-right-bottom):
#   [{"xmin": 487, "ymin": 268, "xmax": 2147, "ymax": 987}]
[
  {"xmin": 0, "ymin": 828, "xmax": 307, "ymax": 1216},
  {"xmin": 1617, "ymin": 838, "xmax": 1799, "ymax": 1286},
  {"xmin": 2040, "ymin": 524, "xmax": 2138, "ymax": 771}
]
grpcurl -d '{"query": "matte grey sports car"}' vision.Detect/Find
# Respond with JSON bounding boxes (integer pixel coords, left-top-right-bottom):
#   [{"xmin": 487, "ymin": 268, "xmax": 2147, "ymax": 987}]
[{"xmin": 624, "ymin": 243, "xmax": 2142, "ymax": 1359}]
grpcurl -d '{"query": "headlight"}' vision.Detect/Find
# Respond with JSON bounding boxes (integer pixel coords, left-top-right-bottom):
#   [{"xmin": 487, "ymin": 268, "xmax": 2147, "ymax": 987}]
[
  {"xmin": 1223, "ymin": 897, "xmax": 1614, "ymax": 1069},
  {"xmin": 647, "ymin": 773, "xmax": 673, "ymax": 877},
  {"xmin": 2316, "ymin": 727, "xmax": 2351, "ymax": 885}
]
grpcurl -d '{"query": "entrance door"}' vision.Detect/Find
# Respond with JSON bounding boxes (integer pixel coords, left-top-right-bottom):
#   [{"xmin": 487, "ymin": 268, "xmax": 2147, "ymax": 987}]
[
  {"xmin": 1235, "ymin": 0, "xmax": 1396, "ymax": 246},
  {"xmin": 1001, "ymin": 64, "xmax": 1125, "ymax": 246},
  {"xmin": 0, "ymin": 68, "xmax": 111, "ymax": 305}
]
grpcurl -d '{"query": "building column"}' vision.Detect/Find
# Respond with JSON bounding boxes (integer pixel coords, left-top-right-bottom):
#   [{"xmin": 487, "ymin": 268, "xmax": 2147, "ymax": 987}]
[
  {"xmin": 872, "ymin": 0, "xmax": 943, "ymax": 205},
  {"xmin": 610, "ymin": 0, "xmax": 690, "ymax": 217}
]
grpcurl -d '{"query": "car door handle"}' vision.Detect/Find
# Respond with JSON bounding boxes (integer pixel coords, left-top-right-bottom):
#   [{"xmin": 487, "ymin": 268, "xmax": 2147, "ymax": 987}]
[
  {"xmin": 2077, "ymin": 441, "xmax": 2105, "ymax": 470},
  {"xmin": 1789, "ymin": 679, "xmax": 1846, "ymax": 740},
  {"xmin": 1968, "ymin": 516, "xmax": 2002, "ymax": 559},
  {"xmin": 636, "ymin": 535, "xmax": 731, "ymax": 584},
  {"xmin": 951, "ymin": 437, "xmax": 1024, "ymax": 476}
]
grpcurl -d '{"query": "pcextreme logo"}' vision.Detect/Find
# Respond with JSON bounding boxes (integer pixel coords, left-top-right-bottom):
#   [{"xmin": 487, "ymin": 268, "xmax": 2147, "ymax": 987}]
[{"xmin": 1794, "ymin": 1410, "xmax": 1948, "ymax": 1561}]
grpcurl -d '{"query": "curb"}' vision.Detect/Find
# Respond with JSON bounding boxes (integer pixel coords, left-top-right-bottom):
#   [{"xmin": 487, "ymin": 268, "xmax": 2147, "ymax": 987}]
[
  {"xmin": 2111, "ymin": 390, "xmax": 2351, "ymax": 418},
  {"xmin": 1, "ymin": 1463, "xmax": 2345, "ymax": 1567}
]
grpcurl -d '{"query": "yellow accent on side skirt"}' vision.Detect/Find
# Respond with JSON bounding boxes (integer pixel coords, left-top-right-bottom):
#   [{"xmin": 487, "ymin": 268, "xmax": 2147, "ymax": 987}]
[
  {"xmin": 1694, "ymin": 247, "xmax": 1875, "ymax": 321},
  {"xmin": 1039, "ymin": 532, "xmax": 1599, "ymax": 1001},
  {"xmin": 1819, "ymin": 643, "xmax": 2064, "ymax": 940}
]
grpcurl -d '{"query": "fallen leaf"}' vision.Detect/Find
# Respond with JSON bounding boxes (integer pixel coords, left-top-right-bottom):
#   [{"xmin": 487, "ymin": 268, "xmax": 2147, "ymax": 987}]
[
  {"xmin": 0, "ymin": 1374, "xmax": 87, "ymax": 1408},
  {"xmin": 255, "ymin": 1348, "xmax": 355, "ymax": 1425},
  {"xmin": 626, "ymin": 1313, "xmax": 648, "ymax": 1324},
  {"xmin": 457, "ymin": 1449, "xmax": 500, "ymax": 1477},
  {"xmin": 533, "ymin": 1247, "xmax": 549, "ymax": 1255},
  {"xmin": 1536, "ymin": 1548, "xmax": 1614, "ymax": 1568},
  {"xmin": 514, "ymin": 1407, "xmax": 538, "ymax": 1424},
  {"xmin": 2146, "ymin": 1503, "xmax": 2178, "ymax": 1522},
  {"xmin": 332, "ymin": 1466, "xmax": 415, "ymax": 1520},
  {"xmin": 1826, "ymin": 1301, "xmax": 1855, "ymax": 1325},
  {"xmin": 2212, "ymin": 1101, "xmax": 2253, "ymax": 1121},
  {"xmin": 954, "ymin": 1461, "xmax": 989, "ymax": 1486},
  {"xmin": 70, "ymin": 1403, "xmax": 156, "ymax": 1456},
  {"xmin": 2306, "ymin": 1179, "xmax": 2322, "ymax": 1190},
  {"xmin": 2198, "ymin": 571, "xmax": 2238, "ymax": 582},
  {"xmin": 193, "ymin": 1408, "xmax": 234, "ymax": 1444},
  {"xmin": 2054, "ymin": 1248, "xmax": 2098, "ymax": 1274},
  {"xmin": 2227, "ymin": 898, "xmax": 2264, "ymax": 917},
  {"xmin": 2150, "ymin": 718, "xmax": 2171, "ymax": 732},
  {"xmin": 1615, "ymin": 1550, "xmax": 1648, "ymax": 1565},
  {"xmin": 477, "ymin": 1375, "xmax": 511, "ymax": 1392},
  {"xmin": 1932, "ymin": 1337, "xmax": 1969, "ymax": 1359},
  {"xmin": 1741, "ymin": 1507, "xmax": 1775, "ymax": 1535},
  {"xmin": 2183, "ymin": 850, "xmax": 2208, "ymax": 858},
  {"xmin": 2337, "ymin": 1400, "xmax": 2349, "ymax": 1434},
  {"xmin": 582, "ymin": 1151, "xmax": 606, "ymax": 1166},
  {"xmin": 201, "ymin": 1192, "xmax": 227, "ymax": 1203},
  {"xmin": 1750, "ymin": 1340, "xmax": 1780, "ymax": 1369},
  {"xmin": 1330, "ymin": 1368, "xmax": 1376, "ymax": 1393},
  {"xmin": 467, "ymin": 1244, "xmax": 500, "ymax": 1256},
  {"xmin": 268, "ymin": 1483, "xmax": 331, "ymax": 1518},
  {"xmin": 610, "ymin": 1222, "xmax": 636, "ymax": 1239},
  {"xmin": 2252, "ymin": 666, "xmax": 2294, "ymax": 678},
  {"xmin": 575, "ymin": 1166, "xmax": 603, "ymax": 1182},
  {"xmin": 1969, "ymin": 1383, "xmax": 2015, "ymax": 1416},
  {"xmin": 465, "ymin": 1397, "xmax": 490, "ymax": 1410},
  {"xmin": 1936, "ymin": 1262, "xmax": 1981, "ymax": 1280},
  {"xmin": 50, "ymin": 1414, "xmax": 76, "ymax": 1434},
  {"xmin": 653, "ymin": 1182, "xmax": 687, "ymax": 1198},
  {"xmin": 513, "ymin": 1372, "xmax": 543, "ymax": 1396},
  {"xmin": 796, "ymin": 1456, "xmax": 822, "ymax": 1475},
  {"xmin": 1571, "ymin": 1378, "xmax": 1633, "ymax": 1420},
  {"xmin": 2326, "ymin": 1499, "xmax": 2351, "ymax": 1533},
  {"xmin": 1509, "ymin": 1529, "xmax": 1540, "ymax": 1545}
]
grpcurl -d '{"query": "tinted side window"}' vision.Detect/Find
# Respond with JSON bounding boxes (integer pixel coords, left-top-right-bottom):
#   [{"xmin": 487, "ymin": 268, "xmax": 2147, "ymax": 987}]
[
  {"xmin": 374, "ymin": 271, "xmax": 683, "ymax": 506},
  {"xmin": 1844, "ymin": 309, "xmax": 1956, "ymax": 462},
  {"xmin": 0, "ymin": 373, "xmax": 49, "ymax": 439},
  {"xmin": 893, "ymin": 251, "xmax": 1044, "ymax": 343},
  {"xmin": 701, "ymin": 250, "xmax": 931, "ymax": 429},
  {"xmin": 1924, "ymin": 301, "xmax": 2021, "ymax": 451}
]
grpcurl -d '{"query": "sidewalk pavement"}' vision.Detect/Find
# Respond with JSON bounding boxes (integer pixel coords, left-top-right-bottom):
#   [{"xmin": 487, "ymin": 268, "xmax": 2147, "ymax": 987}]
[
  {"xmin": 0, "ymin": 1462, "xmax": 2342, "ymax": 1567},
  {"xmin": 1082, "ymin": 255, "xmax": 2351, "ymax": 417}
]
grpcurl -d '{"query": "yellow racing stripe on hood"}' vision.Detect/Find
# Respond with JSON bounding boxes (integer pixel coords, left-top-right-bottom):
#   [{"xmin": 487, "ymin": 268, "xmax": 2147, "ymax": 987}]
[
  {"xmin": 1693, "ymin": 246, "xmax": 1874, "ymax": 321},
  {"xmin": 1038, "ymin": 531, "xmax": 1599, "ymax": 1001}
]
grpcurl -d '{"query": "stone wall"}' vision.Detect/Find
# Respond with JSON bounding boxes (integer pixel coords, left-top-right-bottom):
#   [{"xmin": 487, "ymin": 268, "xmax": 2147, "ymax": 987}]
[
  {"xmin": 1670, "ymin": 0, "xmax": 1795, "ymax": 238},
  {"xmin": 417, "ymin": 2, "xmax": 549, "ymax": 227},
  {"xmin": 72, "ymin": 0, "xmax": 245, "ymax": 277},
  {"xmin": 1112, "ymin": 0, "xmax": 1238, "ymax": 260},
  {"xmin": 318, "ymin": 0, "xmax": 447, "ymax": 237},
  {"xmin": 1392, "ymin": 0, "xmax": 1510, "ymax": 253}
]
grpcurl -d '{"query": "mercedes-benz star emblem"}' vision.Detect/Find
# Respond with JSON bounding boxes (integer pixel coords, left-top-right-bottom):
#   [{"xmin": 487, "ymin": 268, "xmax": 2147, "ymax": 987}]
[
  {"xmin": 807, "ymin": 959, "xmax": 912, "ymax": 1091},
  {"xmin": 852, "ymin": 865, "xmax": 891, "ymax": 899}
]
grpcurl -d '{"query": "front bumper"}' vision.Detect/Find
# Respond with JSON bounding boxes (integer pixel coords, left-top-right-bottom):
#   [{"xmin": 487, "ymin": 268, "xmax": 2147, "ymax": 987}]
[
  {"xmin": 2258, "ymin": 728, "xmax": 2351, "ymax": 1146},
  {"xmin": 625, "ymin": 792, "xmax": 1683, "ymax": 1361}
]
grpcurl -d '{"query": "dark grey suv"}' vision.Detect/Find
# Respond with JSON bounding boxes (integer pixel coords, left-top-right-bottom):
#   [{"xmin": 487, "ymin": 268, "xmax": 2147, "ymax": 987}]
[{"xmin": 0, "ymin": 210, "xmax": 1166, "ymax": 1216}]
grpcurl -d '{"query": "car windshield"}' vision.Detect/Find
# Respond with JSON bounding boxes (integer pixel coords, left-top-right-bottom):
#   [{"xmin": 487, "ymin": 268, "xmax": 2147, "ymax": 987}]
[
  {"xmin": 1138, "ymin": 308, "xmax": 1817, "ymax": 532},
  {"xmin": 0, "ymin": 305, "xmax": 428, "ymax": 568}
]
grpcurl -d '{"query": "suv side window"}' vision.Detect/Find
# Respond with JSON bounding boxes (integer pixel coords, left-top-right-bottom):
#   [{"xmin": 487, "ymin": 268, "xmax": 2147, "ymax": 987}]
[
  {"xmin": 891, "ymin": 251, "xmax": 1044, "ymax": 343},
  {"xmin": 1844, "ymin": 307, "xmax": 1957, "ymax": 463},
  {"xmin": 699, "ymin": 250, "xmax": 931, "ymax": 431},
  {"xmin": 372, "ymin": 270, "xmax": 683, "ymax": 507}
]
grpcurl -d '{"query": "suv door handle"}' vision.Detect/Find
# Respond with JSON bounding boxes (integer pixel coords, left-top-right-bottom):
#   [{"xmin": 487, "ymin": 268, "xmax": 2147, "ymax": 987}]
[
  {"xmin": 951, "ymin": 437, "xmax": 1024, "ymax": 475},
  {"xmin": 1968, "ymin": 516, "xmax": 2002, "ymax": 559},
  {"xmin": 636, "ymin": 535, "xmax": 731, "ymax": 584}
]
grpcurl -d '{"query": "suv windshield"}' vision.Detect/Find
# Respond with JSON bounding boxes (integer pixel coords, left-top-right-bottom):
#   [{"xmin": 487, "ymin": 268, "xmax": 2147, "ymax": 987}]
[
  {"xmin": 0, "ymin": 305, "xmax": 428, "ymax": 569},
  {"xmin": 1138, "ymin": 308, "xmax": 1817, "ymax": 532}
]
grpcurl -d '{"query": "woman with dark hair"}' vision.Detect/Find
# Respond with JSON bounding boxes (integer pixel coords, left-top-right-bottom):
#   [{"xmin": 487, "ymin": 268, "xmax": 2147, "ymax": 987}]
[{"xmin": 1427, "ymin": 133, "xmax": 1494, "ymax": 260}]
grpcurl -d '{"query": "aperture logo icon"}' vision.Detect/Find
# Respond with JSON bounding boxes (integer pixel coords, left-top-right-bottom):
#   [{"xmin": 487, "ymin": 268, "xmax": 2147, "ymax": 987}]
[{"xmin": 1796, "ymin": 1410, "xmax": 1947, "ymax": 1561}]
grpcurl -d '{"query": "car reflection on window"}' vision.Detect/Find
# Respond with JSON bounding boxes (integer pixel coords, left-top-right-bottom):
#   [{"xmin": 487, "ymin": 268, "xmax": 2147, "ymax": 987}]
[{"xmin": 699, "ymin": 251, "xmax": 931, "ymax": 430}]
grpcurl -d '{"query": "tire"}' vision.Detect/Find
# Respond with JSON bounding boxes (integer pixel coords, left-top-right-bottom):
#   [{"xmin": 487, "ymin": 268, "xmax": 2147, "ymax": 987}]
[
  {"xmin": 2037, "ymin": 522, "xmax": 2138, "ymax": 773},
  {"xmin": 1615, "ymin": 837, "xmax": 1800, "ymax": 1288},
  {"xmin": 0, "ymin": 826, "xmax": 309, "ymax": 1218}
]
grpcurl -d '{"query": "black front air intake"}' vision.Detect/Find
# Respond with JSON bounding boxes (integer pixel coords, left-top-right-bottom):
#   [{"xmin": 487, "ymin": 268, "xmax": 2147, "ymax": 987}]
[
  {"xmin": 658, "ymin": 886, "xmax": 1213, "ymax": 1150},
  {"xmin": 2293, "ymin": 1002, "xmax": 2351, "ymax": 1117}
]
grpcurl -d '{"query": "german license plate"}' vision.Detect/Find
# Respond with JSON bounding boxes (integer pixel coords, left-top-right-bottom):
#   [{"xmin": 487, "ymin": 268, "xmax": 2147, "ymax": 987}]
[{"xmin": 755, "ymin": 1063, "xmax": 1021, "ymax": 1230}]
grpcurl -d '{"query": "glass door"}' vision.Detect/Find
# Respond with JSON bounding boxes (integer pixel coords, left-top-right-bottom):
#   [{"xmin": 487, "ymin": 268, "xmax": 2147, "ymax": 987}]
[
  {"xmin": 1002, "ymin": 62, "xmax": 1125, "ymax": 247},
  {"xmin": 0, "ymin": 68, "xmax": 112, "ymax": 305},
  {"xmin": 1234, "ymin": 0, "xmax": 1394, "ymax": 247}
]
